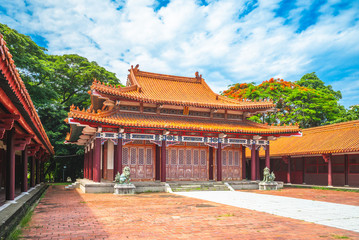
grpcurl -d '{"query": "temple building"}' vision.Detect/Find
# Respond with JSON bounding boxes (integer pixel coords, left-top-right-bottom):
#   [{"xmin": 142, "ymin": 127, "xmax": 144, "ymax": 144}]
[
  {"xmin": 0, "ymin": 35, "xmax": 54, "ymax": 202},
  {"xmin": 257, "ymin": 120, "xmax": 359, "ymax": 187},
  {"xmin": 65, "ymin": 65, "xmax": 301, "ymax": 182}
]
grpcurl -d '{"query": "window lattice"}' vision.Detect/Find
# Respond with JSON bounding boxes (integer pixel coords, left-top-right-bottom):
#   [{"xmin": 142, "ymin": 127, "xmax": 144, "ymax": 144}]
[
  {"xmin": 171, "ymin": 149, "xmax": 177, "ymax": 165},
  {"xmin": 178, "ymin": 149, "xmax": 184, "ymax": 165},
  {"xmin": 186, "ymin": 150, "xmax": 192, "ymax": 165},
  {"xmin": 200, "ymin": 150, "xmax": 206, "ymax": 166},
  {"xmin": 234, "ymin": 151, "xmax": 240, "ymax": 166},
  {"xmin": 228, "ymin": 151, "xmax": 233, "ymax": 166},
  {"xmin": 194, "ymin": 150, "xmax": 199, "ymax": 165},
  {"xmin": 222, "ymin": 151, "xmax": 227, "ymax": 166},
  {"xmin": 146, "ymin": 149, "xmax": 152, "ymax": 165},
  {"xmin": 130, "ymin": 148, "xmax": 136, "ymax": 165},
  {"xmin": 138, "ymin": 148, "xmax": 144, "ymax": 165},
  {"xmin": 122, "ymin": 147, "xmax": 128, "ymax": 165}
]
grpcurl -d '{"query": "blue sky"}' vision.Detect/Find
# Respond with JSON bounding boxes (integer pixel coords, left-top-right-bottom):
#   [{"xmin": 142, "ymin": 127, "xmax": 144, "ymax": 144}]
[{"xmin": 0, "ymin": 0, "xmax": 358, "ymax": 107}]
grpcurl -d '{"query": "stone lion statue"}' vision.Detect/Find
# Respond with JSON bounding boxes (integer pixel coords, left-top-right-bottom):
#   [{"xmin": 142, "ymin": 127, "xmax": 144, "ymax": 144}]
[
  {"xmin": 115, "ymin": 166, "xmax": 131, "ymax": 184},
  {"xmin": 262, "ymin": 167, "xmax": 276, "ymax": 182}
]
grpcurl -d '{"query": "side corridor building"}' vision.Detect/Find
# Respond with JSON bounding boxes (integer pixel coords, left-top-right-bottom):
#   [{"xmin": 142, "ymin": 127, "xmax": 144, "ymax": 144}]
[
  {"xmin": 66, "ymin": 65, "xmax": 300, "ymax": 182},
  {"xmin": 0, "ymin": 35, "xmax": 54, "ymax": 201},
  {"xmin": 263, "ymin": 120, "xmax": 359, "ymax": 187}
]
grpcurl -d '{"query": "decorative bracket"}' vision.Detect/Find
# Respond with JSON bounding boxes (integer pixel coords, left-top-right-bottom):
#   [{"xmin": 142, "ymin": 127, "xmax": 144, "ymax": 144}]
[
  {"xmin": 0, "ymin": 114, "xmax": 20, "ymax": 139},
  {"xmin": 150, "ymin": 140, "xmax": 162, "ymax": 147},
  {"xmin": 322, "ymin": 153, "xmax": 332, "ymax": 163},
  {"xmin": 282, "ymin": 156, "xmax": 290, "ymax": 164}
]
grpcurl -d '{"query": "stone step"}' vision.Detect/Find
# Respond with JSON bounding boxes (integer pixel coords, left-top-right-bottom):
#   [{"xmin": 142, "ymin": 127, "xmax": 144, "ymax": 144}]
[{"xmin": 170, "ymin": 183, "xmax": 230, "ymax": 192}]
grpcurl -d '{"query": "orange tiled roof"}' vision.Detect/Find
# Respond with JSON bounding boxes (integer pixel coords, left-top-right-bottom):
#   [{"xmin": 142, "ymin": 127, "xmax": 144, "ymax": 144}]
[
  {"xmin": 266, "ymin": 120, "xmax": 359, "ymax": 156},
  {"xmin": 67, "ymin": 106, "xmax": 300, "ymax": 135},
  {"xmin": 91, "ymin": 65, "xmax": 275, "ymax": 111}
]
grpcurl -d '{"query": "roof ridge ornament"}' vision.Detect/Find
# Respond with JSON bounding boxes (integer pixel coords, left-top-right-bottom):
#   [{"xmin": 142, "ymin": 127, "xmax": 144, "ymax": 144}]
[
  {"xmin": 195, "ymin": 71, "xmax": 202, "ymax": 82},
  {"xmin": 131, "ymin": 64, "xmax": 140, "ymax": 74}
]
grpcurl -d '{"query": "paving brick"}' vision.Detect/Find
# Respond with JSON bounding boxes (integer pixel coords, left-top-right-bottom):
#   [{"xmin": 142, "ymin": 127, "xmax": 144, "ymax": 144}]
[{"xmin": 21, "ymin": 185, "xmax": 359, "ymax": 239}]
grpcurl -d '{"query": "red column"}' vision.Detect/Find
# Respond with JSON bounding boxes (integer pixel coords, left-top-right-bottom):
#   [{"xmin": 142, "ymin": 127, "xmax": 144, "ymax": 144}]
[
  {"xmin": 113, "ymin": 144, "xmax": 117, "ymax": 179},
  {"xmin": 302, "ymin": 157, "xmax": 305, "ymax": 184},
  {"xmin": 36, "ymin": 158, "xmax": 40, "ymax": 184},
  {"xmin": 265, "ymin": 145, "xmax": 270, "ymax": 169},
  {"xmin": 6, "ymin": 127, "xmax": 15, "ymax": 200},
  {"xmin": 344, "ymin": 154, "xmax": 349, "ymax": 186},
  {"xmin": 85, "ymin": 148, "xmax": 89, "ymax": 178},
  {"xmin": 21, "ymin": 146, "xmax": 28, "ymax": 192},
  {"xmin": 155, "ymin": 145, "xmax": 161, "ymax": 181},
  {"xmin": 241, "ymin": 145, "xmax": 246, "ymax": 180},
  {"xmin": 93, "ymin": 138, "xmax": 101, "ymax": 182},
  {"xmin": 328, "ymin": 155, "xmax": 332, "ymax": 186},
  {"xmin": 160, "ymin": 139, "xmax": 166, "ymax": 182},
  {"xmin": 89, "ymin": 146, "xmax": 93, "ymax": 180},
  {"xmin": 40, "ymin": 161, "xmax": 45, "ymax": 183},
  {"xmin": 208, "ymin": 147, "xmax": 214, "ymax": 180},
  {"xmin": 216, "ymin": 142, "xmax": 222, "ymax": 181},
  {"xmin": 251, "ymin": 143, "xmax": 256, "ymax": 180},
  {"xmin": 256, "ymin": 149, "xmax": 260, "ymax": 180},
  {"xmin": 116, "ymin": 138, "xmax": 123, "ymax": 176},
  {"xmin": 84, "ymin": 149, "xmax": 87, "ymax": 179},
  {"xmin": 287, "ymin": 157, "xmax": 291, "ymax": 183},
  {"xmin": 30, "ymin": 156, "xmax": 35, "ymax": 187}
]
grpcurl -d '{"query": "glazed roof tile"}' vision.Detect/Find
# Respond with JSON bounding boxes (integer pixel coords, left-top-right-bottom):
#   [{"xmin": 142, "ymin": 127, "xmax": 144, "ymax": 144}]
[
  {"xmin": 266, "ymin": 120, "xmax": 359, "ymax": 156},
  {"xmin": 91, "ymin": 65, "xmax": 275, "ymax": 111},
  {"xmin": 67, "ymin": 107, "xmax": 300, "ymax": 135}
]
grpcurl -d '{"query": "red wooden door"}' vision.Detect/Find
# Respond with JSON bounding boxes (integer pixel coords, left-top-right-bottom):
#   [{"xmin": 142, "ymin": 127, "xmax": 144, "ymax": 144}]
[
  {"xmin": 185, "ymin": 149, "xmax": 193, "ymax": 179},
  {"xmin": 222, "ymin": 148, "xmax": 241, "ymax": 180},
  {"xmin": 122, "ymin": 146, "xmax": 154, "ymax": 180}
]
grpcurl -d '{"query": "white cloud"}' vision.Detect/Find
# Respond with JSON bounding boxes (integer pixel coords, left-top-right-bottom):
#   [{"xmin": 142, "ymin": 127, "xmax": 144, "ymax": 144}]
[{"xmin": 0, "ymin": 0, "xmax": 358, "ymax": 107}]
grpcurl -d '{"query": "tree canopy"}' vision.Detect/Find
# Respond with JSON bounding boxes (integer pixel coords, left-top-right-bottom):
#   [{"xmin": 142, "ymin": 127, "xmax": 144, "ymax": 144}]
[
  {"xmin": 0, "ymin": 23, "xmax": 122, "ymax": 181},
  {"xmin": 222, "ymin": 73, "xmax": 347, "ymax": 128}
]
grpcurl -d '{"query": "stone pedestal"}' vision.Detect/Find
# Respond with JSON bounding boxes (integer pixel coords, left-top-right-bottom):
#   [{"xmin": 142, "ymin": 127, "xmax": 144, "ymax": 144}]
[
  {"xmin": 114, "ymin": 184, "xmax": 136, "ymax": 195},
  {"xmin": 259, "ymin": 181, "xmax": 278, "ymax": 190}
]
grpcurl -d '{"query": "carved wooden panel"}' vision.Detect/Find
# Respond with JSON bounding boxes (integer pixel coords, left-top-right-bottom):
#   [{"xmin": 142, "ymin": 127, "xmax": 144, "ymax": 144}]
[
  {"xmin": 166, "ymin": 147, "xmax": 208, "ymax": 180},
  {"xmin": 122, "ymin": 145, "xmax": 154, "ymax": 179}
]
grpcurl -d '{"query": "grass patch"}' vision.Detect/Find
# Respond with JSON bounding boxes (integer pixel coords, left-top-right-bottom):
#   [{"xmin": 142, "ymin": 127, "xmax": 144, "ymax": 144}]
[
  {"xmin": 7, "ymin": 188, "xmax": 47, "ymax": 240},
  {"xmin": 79, "ymin": 201, "xmax": 87, "ymax": 204},
  {"xmin": 286, "ymin": 185, "xmax": 359, "ymax": 193},
  {"xmin": 47, "ymin": 182, "xmax": 72, "ymax": 186},
  {"xmin": 312, "ymin": 187, "xmax": 359, "ymax": 193},
  {"xmin": 331, "ymin": 234, "xmax": 350, "ymax": 239},
  {"xmin": 7, "ymin": 201, "xmax": 37, "ymax": 240},
  {"xmin": 217, "ymin": 213, "xmax": 235, "ymax": 217}
]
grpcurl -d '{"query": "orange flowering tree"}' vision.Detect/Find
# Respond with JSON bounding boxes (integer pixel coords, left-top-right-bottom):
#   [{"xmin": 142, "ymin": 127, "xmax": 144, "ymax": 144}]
[{"xmin": 223, "ymin": 73, "xmax": 344, "ymax": 128}]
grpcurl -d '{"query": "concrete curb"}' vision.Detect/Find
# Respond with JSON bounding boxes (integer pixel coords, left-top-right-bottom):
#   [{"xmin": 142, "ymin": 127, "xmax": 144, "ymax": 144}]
[
  {"xmin": 165, "ymin": 183, "xmax": 173, "ymax": 193},
  {"xmin": 0, "ymin": 183, "xmax": 48, "ymax": 240},
  {"xmin": 224, "ymin": 182, "xmax": 235, "ymax": 191}
]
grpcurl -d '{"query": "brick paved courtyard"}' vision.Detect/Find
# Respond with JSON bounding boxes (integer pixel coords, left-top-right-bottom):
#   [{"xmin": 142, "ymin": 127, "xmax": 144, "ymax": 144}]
[{"xmin": 22, "ymin": 185, "xmax": 359, "ymax": 239}]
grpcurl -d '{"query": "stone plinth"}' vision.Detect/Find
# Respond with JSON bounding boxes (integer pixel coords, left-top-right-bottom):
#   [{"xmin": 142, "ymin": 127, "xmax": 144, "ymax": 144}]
[
  {"xmin": 114, "ymin": 184, "xmax": 136, "ymax": 195},
  {"xmin": 259, "ymin": 181, "xmax": 278, "ymax": 190}
]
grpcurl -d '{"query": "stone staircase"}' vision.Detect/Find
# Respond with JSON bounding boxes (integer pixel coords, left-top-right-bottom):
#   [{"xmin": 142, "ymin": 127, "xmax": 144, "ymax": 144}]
[
  {"xmin": 169, "ymin": 181, "xmax": 231, "ymax": 192},
  {"xmin": 64, "ymin": 181, "xmax": 80, "ymax": 189}
]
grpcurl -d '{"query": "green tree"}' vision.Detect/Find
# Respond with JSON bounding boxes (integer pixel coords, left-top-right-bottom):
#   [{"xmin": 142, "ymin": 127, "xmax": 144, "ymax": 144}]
[
  {"xmin": 1, "ymin": 23, "xmax": 122, "ymax": 181},
  {"xmin": 223, "ymin": 75, "xmax": 344, "ymax": 128}
]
